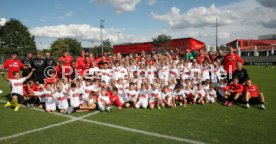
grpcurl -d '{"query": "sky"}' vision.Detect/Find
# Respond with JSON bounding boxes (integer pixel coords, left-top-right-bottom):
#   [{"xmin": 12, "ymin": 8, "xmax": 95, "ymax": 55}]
[{"xmin": 0, "ymin": 0, "xmax": 276, "ymax": 50}]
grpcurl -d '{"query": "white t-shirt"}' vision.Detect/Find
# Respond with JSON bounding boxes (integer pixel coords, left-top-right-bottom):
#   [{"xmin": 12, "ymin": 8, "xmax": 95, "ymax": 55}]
[
  {"xmin": 68, "ymin": 89, "xmax": 81, "ymax": 107},
  {"xmin": 10, "ymin": 78, "xmax": 26, "ymax": 95}
]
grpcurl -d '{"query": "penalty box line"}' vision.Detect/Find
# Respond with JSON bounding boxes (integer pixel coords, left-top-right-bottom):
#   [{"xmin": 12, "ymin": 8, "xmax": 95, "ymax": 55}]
[{"xmin": 0, "ymin": 100, "xmax": 206, "ymax": 144}]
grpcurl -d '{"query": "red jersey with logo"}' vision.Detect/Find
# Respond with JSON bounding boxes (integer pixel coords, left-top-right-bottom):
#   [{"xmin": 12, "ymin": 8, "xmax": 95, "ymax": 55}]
[
  {"xmin": 58, "ymin": 55, "xmax": 73, "ymax": 67},
  {"xmin": 223, "ymin": 53, "xmax": 244, "ymax": 74},
  {"xmin": 223, "ymin": 83, "xmax": 243, "ymax": 93},
  {"xmin": 244, "ymin": 84, "xmax": 259, "ymax": 97},
  {"xmin": 3, "ymin": 59, "xmax": 24, "ymax": 78}
]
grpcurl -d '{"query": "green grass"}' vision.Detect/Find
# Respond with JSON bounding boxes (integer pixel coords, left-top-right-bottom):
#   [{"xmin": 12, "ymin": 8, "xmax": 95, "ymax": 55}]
[
  {"xmin": 0, "ymin": 66, "xmax": 276, "ymax": 144},
  {"xmin": 0, "ymin": 103, "xmax": 68, "ymax": 137}
]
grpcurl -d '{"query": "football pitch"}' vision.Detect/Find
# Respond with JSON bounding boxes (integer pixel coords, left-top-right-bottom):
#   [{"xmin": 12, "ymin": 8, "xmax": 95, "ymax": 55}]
[{"xmin": 0, "ymin": 66, "xmax": 275, "ymax": 144}]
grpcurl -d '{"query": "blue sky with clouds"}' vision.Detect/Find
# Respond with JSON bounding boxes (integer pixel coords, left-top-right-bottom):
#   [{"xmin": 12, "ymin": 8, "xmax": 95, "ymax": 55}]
[{"xmin": 1, "ymin": 0, "xmax": 276, "ymax": 49}]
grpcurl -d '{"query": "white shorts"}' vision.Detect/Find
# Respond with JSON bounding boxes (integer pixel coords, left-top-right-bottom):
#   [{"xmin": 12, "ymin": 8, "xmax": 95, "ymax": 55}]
[
  {"xmin": 46, "ymin": 103, "xmax": 56, "ymax": 111},
  {"xmin": 135, "ymin": 100, "xmax": 148, "ymax": 109},
  {"xmin": 206, "ymin": 96, "xmax": 216, "ymax": 103}
]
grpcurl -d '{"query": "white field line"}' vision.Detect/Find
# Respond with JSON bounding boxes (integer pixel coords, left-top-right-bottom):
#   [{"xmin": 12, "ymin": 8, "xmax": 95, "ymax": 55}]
[
  {"xmin": 0, "ymin": 99, "xmax": 99, "ymax": 141},
  {"xmin": 0, "ymin": 100, "xmax": 206, "ymax": 144}
]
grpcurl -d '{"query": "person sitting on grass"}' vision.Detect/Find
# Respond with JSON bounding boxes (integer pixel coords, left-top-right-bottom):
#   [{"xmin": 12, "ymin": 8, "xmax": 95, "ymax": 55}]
[
  {"xmin": 78, "ymin": 91, "xmax": 97, "ymax": 112},
  {"xmin": 33, "ymin": 83, "xmax": 56, "ymax": 113},
  {"xmin": 161, "ymin": 86, "xmax": 174, "ymax": 108},
  {"xmin": 205, "ymin": 84, "xmax": 217, "ymax": 104},
  {"xmin": 1, "ymin": 69, "xmax": 35, "ymax": 111},
  {"xmin": 98, "ymin": 88, "xmax": 111, "ymax": 112},
  {"xmin": 65, "ymin": 82, "xmax": 81, "ymax": 114},
  {"xmin": 194, "ymin": 83, "xmax": 206, "ymax": 105},
  {"xmin": 109, "ymin": 87, "xmax": 123, "ymax": 110},
  {"xmin": 223, "ymin": 78, "xmax": 243, "ymax": 107},
  {"xmin": 243, "ymin": 80, "xmax": 266, "ymax": 109},
  {"xmin": 53, "ymin": 83, "xmax": 69, "ymax": 113}
]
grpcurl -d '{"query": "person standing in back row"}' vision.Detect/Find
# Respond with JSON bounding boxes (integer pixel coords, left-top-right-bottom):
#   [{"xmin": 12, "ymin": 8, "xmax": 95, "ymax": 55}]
[
  {"xmin": 21, "ymin": 52, "xmax": 33, "ymax": 77},
  {"xmin": 31, "ymin": 51, "xmax": 47, "ymax": 84},
  {"xmin": 223, "ymin": 47, "xmax": 244, "ymax": 83},
  {"xmin": 45, "ymin": 52, "xmax": 56, "ymax": 67}
]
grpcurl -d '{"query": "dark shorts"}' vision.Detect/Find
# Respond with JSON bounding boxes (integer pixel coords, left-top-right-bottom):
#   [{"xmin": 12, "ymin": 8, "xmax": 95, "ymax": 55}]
[{"xmin": 11, "ymin": 93, "xmax": 24, "ymax": 104}]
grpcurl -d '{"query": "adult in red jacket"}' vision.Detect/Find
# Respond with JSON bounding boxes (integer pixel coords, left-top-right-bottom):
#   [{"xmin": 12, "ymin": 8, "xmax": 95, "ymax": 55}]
[
  {"xmin": 2, "ymin": 52, "xmax": 24, "ymax": 79},
  {"xmin": 223, "ymin": 47, "xmax": 244, "ymax": 74},
  {"xmin": 244, "ymin": 80, "xmax": 265, "ymax": 109},
  {"xmin": 223, "ymin": 78, "xmax": 243, "ymax": 107}
]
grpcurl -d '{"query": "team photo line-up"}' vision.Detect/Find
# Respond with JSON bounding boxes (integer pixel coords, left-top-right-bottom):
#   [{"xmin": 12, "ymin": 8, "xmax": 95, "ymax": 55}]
[{"xmin": 0, "ymin": 47, "xmax": 266, "ymax": 113}]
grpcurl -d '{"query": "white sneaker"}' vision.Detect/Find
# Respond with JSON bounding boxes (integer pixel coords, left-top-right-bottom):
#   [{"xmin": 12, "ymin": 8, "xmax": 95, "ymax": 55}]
[
  {"xmin": 245, "ymin": 103, "xmax": 250, "ymax": 108},
  {"xmin": 261, "ymin": 104, "xmax": 266, "ymax": 110}
]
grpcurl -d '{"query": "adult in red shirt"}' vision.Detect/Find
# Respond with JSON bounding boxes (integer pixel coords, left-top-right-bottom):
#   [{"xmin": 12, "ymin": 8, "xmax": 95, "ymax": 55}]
[
  {"xmin": 196, "ymin": 49, "xmax": 211, "ymax": 64},
  {"xmin": 223, "ymin": 47, "xmax": 244, "ymax": 74},
  {"xmin": 58, "ymin": 51, "xmax": 73, "ymax": 67},
  {"xmin": 223, "ymin": 78, "xmax": 243, "ymax": 107},
  {"xmin": 75, "ymin": 50, "xmax": 85, "ymax": 70},
  {"xmin": 58, "ymin": 51, "xmax": 73, "ymax": 77},
  {"xmin": 244, "ymin": 80, "xmax": 265, "ymax": 109},
  {"xmin": 2, "ymin": 52, "xmax": 24, "ymax": 79},
  {"xmin": 78, "ymin": 55, "xmax": 91, "ymax": 76}
]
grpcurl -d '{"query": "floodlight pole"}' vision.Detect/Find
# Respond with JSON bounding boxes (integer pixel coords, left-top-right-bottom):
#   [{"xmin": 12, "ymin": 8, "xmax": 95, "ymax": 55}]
[
  {"xmin": 116, "ymin": 32, "xmax": 121, "ymax": 44},
  {"xmin": 216, "ymin": 17, "xmax": 218, "ymax": 51},
  {"xmin": 100, "ymin": 20, "xmax": 104, "ymax": 56}
]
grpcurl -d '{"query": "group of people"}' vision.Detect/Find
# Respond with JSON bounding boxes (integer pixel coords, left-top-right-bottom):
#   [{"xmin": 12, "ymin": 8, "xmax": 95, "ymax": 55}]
[{"xmin": 0, "ymin": 47, "xmax": 266, "ymax": 113}]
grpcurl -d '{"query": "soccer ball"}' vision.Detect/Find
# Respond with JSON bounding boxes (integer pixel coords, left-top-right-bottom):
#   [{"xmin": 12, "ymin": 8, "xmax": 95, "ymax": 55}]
[{"xmin": 0, "ymin": 89, "xmax": 3, "ymax": 95}]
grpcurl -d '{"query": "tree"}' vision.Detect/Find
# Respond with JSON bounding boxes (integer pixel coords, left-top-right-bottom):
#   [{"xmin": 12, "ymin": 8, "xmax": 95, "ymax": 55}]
[
  {"xmin": 89, "ymin": 39, "xmax": 113, "ymax": 56},
  {"xmin": 152, "ymin": 34, "xmax": 172, "ymax": 52},
  {"xmin": 50, "ymin": 38, "xmax": 81, "ymax": 57},
  {"xmin": 0, "ymin": 18, "xmax": 36, "ymax": 55}
]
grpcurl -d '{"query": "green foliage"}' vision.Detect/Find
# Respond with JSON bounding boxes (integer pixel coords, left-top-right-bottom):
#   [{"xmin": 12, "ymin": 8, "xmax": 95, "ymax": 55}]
[
  {"xmin": 0, "ymin": 18, "xmax": 36, "ymax": 55},
  {"xmin": 90, "ymin": 39, "xmax": 112, "ymax": 55},
  {"xmin": 50, "ymin": 38, "xmax": 81, "ymax": 57},
  {"xmin": 152, "ymin": 34, "xmax": 172, "ymax": 52}
]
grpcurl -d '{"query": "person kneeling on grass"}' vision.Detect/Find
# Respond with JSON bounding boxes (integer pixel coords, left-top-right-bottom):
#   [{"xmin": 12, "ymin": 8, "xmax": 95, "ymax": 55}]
[
  {"xmin": 223, "ymin": 78, "xmax": 243, "ymax": 107},
  {"xmin": 2, "ymin": 69, "xmax": 34, "ymax": 111},
  {"xmin": 244, "ymin": 80, "xmax": 266, "ymax": 109},
  {"xmin": 98, "ymin": 88, "xmax": 111, "ymax": 112}
]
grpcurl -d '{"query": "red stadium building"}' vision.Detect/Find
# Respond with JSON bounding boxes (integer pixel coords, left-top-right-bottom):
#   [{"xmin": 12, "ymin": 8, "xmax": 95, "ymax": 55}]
[
  {"xmin": 226, "ymin": 39, "xmax": 276, "ymax": 57},
  {"xmin": 113, "ymin": 37, "xmax": 205, "ymax": 54}
]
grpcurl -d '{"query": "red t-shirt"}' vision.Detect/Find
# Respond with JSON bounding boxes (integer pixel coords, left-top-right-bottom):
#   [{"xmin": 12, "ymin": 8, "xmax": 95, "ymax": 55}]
[
  {"xmin": 75, "ymin": 56, "xmax": 85, "ymax": 69},
  {"xmin": 3, "ymin": 59, "xmax": 24, "ymax": 78},
  {"xmin": 58, "ymin": 55, "xmax": 73, "ymax": 67},
  {"xmin": 244, "ymin": 84, "xmax": 259, "ymax": 97},
  {"xmin": 223, "ymin": 53, "xmax": 244, "ymax": 74},
  {"xmin": 223, "ymin": 83, "xmax": 243, "ymax": 93},
  {"xmin": 197, "ymin": 54, "xmax": 210, "ymax": 64},
  {"xmin": 78, "ymin": 61, "xmax": 91, "ymax": 75}
]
